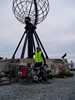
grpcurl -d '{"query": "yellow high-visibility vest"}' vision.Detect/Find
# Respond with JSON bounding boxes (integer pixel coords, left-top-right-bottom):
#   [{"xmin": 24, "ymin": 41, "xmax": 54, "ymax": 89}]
[{"xmin": 34, "ymin": 51, "xmax": 43, "ymax": 63}]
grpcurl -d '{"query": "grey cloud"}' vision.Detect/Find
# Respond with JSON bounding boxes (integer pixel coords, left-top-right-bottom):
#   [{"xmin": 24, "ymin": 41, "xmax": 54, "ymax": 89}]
[
  {"xmin": 65, "ymin": 19, "xmax": 75, "ymax": 34},
  {"xmin": 44, "ymin": 39, "xmax": 75, "ymax": 60}
]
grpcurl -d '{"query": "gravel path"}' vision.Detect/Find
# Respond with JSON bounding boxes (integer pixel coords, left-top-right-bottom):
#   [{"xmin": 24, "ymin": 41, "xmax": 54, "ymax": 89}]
[{"xmin": 0, "ymin": 72, "xmax": 75, "ymax": 100}]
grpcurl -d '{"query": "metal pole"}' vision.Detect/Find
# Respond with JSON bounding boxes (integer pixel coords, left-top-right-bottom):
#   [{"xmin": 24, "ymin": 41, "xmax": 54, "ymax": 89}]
[
  {"xmin": 21, "ymin": 33, "xmax": 28, "ymax": 59},
  {"xmin": 34, "ymin": 31, "xmax": 49, "ymax": 59},
  {"xmin": 12, "ymin": 31, "xmax": 26, "ymax": 59}
]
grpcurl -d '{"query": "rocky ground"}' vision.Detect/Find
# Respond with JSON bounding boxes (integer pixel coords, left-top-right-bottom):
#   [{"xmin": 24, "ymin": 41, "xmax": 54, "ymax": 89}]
[{"xmin": 0, "ymin": 72, "xmax": 75, "ymax": 100}]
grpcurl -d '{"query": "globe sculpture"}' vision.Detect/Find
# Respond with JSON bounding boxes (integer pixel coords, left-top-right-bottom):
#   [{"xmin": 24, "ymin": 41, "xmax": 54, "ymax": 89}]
[
  {"xmin": 12, "ymin": 0, "xmax": 49, "ymax": 59},
  {"xmin": 12, "ymin": 0, "xmax": 49, "ymax": 25}
]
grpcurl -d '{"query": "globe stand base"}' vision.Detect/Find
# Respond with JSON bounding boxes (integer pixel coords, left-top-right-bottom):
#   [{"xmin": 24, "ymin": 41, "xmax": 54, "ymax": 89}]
[{"xmin": 12, "ymin": 21, "xmax": 48, "ymax": 59}]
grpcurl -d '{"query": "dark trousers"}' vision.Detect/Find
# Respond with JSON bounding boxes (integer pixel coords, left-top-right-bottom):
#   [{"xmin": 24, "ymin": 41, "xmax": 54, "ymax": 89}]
[{"xmin": 34, "ymin": 62, "xmax": 42, "ymax": 68}]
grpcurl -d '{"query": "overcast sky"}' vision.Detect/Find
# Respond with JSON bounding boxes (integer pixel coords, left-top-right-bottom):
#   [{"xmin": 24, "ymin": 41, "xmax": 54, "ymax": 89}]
[{"xmin": 0, "ymin": 0, "xmax": 75, "ymax": 61}]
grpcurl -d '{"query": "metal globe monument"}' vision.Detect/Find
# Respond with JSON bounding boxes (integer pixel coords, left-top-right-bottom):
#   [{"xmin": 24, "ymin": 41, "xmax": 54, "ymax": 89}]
[
  {"xmin": 12, "ymin": 0, "xmax": 49, "ymax": 59},
  {"xmin": 12, "ymin": 0, "xmax": 49, "ymax": 24}
]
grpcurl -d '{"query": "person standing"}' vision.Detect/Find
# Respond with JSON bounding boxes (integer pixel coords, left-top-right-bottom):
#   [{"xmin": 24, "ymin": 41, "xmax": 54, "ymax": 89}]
[{"xmin": 33, "ymin": 47, "xmax": 46, "ymax": 67}]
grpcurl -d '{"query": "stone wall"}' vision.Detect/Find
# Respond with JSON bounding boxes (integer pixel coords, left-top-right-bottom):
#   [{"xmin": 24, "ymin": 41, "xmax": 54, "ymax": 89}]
[{"xmin": 0, "ymin": 58, "xmax": 69, "ymax": 75}]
